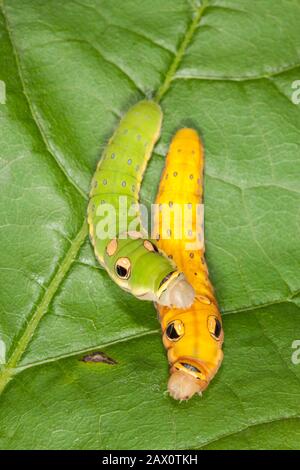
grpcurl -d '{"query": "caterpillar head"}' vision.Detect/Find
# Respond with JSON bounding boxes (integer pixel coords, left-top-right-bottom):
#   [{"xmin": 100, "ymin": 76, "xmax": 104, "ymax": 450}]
[
  {"xmin": 103, "ymin": 236, "xmax": 194, "ymax": 308},
  {"xmin": 162, "ymin": 302, "xmax": 224, "ymax": 400}
]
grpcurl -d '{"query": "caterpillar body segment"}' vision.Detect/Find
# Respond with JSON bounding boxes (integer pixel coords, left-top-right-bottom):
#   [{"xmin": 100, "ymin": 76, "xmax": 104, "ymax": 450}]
[
  {"xmin": 154, "ymin": 128, "xmax": 224, "ymax": 400},
  {"xmin": 87, "ymin": 102, "xmax": 195, "ymax": 307}
]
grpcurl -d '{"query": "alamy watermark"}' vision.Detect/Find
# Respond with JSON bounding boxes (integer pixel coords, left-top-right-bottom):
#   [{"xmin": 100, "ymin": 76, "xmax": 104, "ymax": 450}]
[
  {"xmin": 291, "ymin": 340, "xmax": 300, "ymax": 365},
  {"xmin": 0, "ymin": 80, "xmax": 6, "ymax": 104},
  {"xmin": 93, "ymin": 197, "xmax": 204, "ymax": 251},
  {"xmin": 291, "ymin": 80, "xmax": 300, "ymax": 105},
  {"xmin": 0, "ymin": 339, "xmax": 6, "ymax": 365}
]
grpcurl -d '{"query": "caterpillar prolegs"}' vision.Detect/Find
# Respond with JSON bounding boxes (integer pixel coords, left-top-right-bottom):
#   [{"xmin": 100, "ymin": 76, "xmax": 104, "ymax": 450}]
[
  {"xmin": 154, "ymin": 128, "xmax": 224, "ymax": 400},
  {"xmin": 87, "ymin": 101, "xmax": 195, "ymax": 308}
]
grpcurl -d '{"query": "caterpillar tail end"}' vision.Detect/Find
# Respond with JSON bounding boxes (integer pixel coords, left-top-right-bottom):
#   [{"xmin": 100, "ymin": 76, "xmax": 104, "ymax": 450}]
[
  {"xmin": 158, "ymin": 273, "xmax": 195, "ymax": 308},
  {"xmin": 167, "ymin": 370, "xmax": 208, "ymax": 401}
]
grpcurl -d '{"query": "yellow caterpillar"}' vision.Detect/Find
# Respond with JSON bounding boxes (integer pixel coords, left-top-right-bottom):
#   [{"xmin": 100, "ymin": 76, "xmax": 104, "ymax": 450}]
[{"xmin": 154, "ymin": 128, "xmax": 224, "ymax": 400}]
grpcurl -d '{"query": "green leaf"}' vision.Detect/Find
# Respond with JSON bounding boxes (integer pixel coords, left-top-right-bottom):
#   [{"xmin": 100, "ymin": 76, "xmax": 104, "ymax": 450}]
[{"xmin": 0, "ymin": 0, "xmax": 299, "ymax": 450}]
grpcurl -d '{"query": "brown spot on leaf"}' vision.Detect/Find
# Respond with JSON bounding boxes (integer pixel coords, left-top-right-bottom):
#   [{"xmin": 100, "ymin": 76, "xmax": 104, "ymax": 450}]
[{"xmin": 81, "ymin": 351, "xmax": 117, "ymax": 365}]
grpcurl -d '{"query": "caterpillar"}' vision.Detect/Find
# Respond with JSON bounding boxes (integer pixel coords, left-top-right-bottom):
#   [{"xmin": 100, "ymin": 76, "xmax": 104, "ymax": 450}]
[
  {"xmin": 87, "ymin": 101, "xmax": 195, "ymax": 308},
  {"xmin": 154, "ymin": 128, "xmax": 224, "ymax": 400}
]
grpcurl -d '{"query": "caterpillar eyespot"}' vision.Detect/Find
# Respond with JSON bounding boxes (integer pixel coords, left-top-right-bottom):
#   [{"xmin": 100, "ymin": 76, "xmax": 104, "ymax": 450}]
[
  {"xmin": 208, "ymin": 316, "xmax": 222, "ymax": 340},
  {"xmin": 165, "ymin": 320, "xmax": 184, "ymax": 341},
  {"xmin": 87, "ymin": 101, "xmax": 195, "ymax": 307},
  {"xmin": 115, "ymin": 257, "xmax": 131, "ymax": 279},
  {"xmin": 154, "ymin": 128, "xmax": 224, "ymax": 401}
]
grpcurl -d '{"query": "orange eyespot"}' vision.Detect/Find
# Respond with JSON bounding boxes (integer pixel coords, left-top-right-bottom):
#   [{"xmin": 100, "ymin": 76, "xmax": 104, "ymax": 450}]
[
  {"xmin": 115, "ymin": 257, "xmax": 131, "ymax": 279},
  {"xmin": 165, "ymin": 320, "xmax": 185, "ymax": 341},
  {"xmin": 207, "ymin": 315, "xmax": 222, "ymax": 340}
]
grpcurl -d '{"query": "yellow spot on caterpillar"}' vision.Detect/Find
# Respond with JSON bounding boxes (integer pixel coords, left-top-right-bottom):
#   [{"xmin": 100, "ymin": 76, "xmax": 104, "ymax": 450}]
[{"xmin": 198, "ymin": 295, "xmax": 211, "ymax": 305}]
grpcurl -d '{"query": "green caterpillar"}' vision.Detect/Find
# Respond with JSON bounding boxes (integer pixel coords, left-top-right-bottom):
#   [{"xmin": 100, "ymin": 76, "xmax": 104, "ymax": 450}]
[{"xmin": 87, "ymin": 100, "xmax": 194, "ymax": 307}]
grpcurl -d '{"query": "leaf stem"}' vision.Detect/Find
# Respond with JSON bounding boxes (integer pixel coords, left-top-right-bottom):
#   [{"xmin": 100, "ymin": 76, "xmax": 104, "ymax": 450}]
[
  {"xmin": 154, "ymin": 0, "xmax": 208, "ymax": 103},
  {"xmin": 0, "ymin": 221, "xmax": 88, "ymax": 394}
]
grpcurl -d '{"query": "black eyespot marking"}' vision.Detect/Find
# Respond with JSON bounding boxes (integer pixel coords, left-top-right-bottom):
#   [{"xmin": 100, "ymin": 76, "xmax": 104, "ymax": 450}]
[
  {"xmin": 166, "ymin": 323, "xmax": 180, "ymax": 340},
  {"xmin": 213, "ymin": 319, "xmax": 222, "ymax": 338},
  {"xmin": 116, "ymin": 265, "xmax": 127, "ymax": 277},
  {"xmin": 115, "ymin": 257, "xmax": 131, "ymax": 280},
  {"xmin": 208, "ymin": 316, "xmax": 222, "ymax": 340},
  {"xmin": 159, "ymin": 271, "xmax": 175, "ymax": 289},
  {"xmin": 166, "ymin": 320, "xmax": 184, "ymax": 341}
]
